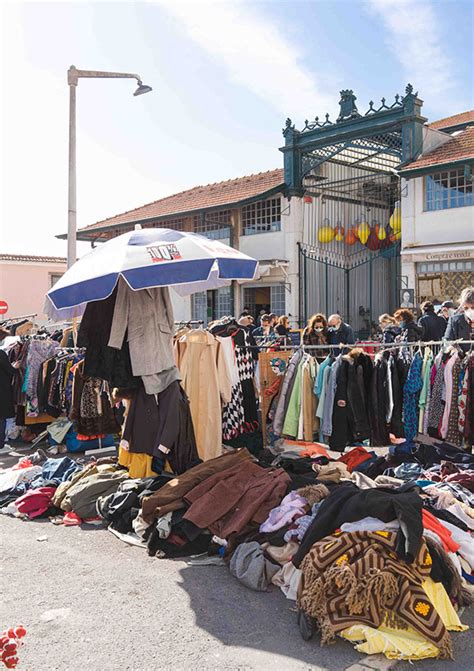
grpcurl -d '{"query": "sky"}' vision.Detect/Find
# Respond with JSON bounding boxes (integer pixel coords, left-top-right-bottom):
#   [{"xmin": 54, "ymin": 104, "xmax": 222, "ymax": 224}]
[{"xmin": 1, "ymin": 0, "xmax": 473, "ymax": 257}]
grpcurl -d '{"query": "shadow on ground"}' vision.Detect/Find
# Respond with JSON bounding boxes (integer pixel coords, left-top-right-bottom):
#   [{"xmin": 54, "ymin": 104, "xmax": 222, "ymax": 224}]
[{"xmin": 176, "ymin": 562, "xmax": 362, "ymax": 670}]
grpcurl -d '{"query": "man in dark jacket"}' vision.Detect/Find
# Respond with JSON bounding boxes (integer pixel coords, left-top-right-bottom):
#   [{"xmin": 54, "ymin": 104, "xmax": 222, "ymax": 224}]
[
  {"xmin": 445, "ymin": 287, "xmax": 474, "ymax": 351},
  {"xmin": 327, "ymin": 314, "xmax": 355, "ymax": 351},
  {"xmin": 418, "ymin": 301, "xmax": 446, "ymax": 342}
]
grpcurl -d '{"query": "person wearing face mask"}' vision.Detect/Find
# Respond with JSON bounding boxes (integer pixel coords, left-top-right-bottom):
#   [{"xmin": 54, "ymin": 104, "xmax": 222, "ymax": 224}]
[
  {"xmin": 393, "ymin": 309, "xmax": 423, "ymax": 343},
  {"xmin": 378, "ymin": 313, "xmax": 401, "ymax": 344},
  {"xmin": 417, "ymin": 301, "xmax": 446, "ymax": 342},
  {"xmin": 327, "ymin": 314, "xmax": 355, "ymax": 353},
  {"xmin": 303, "ymin": 313, "xmax": 329, "ymax": 360},
  {"xmin": 445, "ymin": 287, "xmax": 474, "ymax": 351},
  {"xmin": 439, "ymin": 300, "xmax": 456, "ymax": 324}
]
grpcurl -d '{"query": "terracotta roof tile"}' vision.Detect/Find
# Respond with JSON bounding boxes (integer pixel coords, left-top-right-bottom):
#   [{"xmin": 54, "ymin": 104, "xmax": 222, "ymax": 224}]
[
  {"xmin": 80, "ymin": 168, "xmax": 285, "ymax": 233},
  {"xmin": 0, "ymin": 254, "xmax": 66, "ymax": 264},
  {"xmin": 428, "ymin": 110, "xmax": 474, "ymax": 130},
  {"xmin": 400, "ymin": 125, "xmax": 474, "ymax": 172}
]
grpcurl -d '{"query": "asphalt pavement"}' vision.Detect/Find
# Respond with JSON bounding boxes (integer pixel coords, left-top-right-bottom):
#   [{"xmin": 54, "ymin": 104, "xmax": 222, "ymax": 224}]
[{"xmin": 1, "ymin": 515, "xmax": 473, "ymax": 671}]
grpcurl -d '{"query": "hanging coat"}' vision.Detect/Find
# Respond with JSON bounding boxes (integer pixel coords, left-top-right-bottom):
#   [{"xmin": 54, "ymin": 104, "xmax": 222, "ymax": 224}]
[
  {"xmin": 177, "ymin": 330, "xmax": 232, "ymax": 462},
  {"xmin": 108, "ymin": 278, "xmax": 176, "ymax": 378},
  {"xmin": 0, "ymin": 350, "xmax": 16, "ymax": 419}
]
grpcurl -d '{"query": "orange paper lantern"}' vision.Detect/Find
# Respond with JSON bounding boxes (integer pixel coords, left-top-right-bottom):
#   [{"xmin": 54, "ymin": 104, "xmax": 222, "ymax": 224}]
[{"xmin": 345, "ymin": 227, "xmax": 358, "ymax": 245}]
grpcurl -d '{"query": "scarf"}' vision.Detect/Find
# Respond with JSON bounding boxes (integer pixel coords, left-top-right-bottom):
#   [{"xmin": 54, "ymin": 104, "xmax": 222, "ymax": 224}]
[{"xmin": 298, "ymin": 530, "xmax": 453, "ymax": 659}]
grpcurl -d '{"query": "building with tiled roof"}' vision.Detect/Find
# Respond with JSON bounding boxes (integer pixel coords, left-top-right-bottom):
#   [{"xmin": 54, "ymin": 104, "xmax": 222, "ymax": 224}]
[
  {"xmin": 428, "ymin": 110, "xmax": 474, "ymax": 132},
  {"xmin": 75, "ymin": 169, "xmax": 285, "ymax": 242},
  {"xmin": 400, "ymin": 125, "xmax": 474, "ymax": 176},
  {"xmin": 0, "ymin": 253, "xmax": 67, "ymax": 323},
  {"xmin": 400, "ymin": 111, "xmax": 474, "ymax": 304},
  {"xmin": 0, "ymin": 253, "xmax": 67, "ymax": 264}
]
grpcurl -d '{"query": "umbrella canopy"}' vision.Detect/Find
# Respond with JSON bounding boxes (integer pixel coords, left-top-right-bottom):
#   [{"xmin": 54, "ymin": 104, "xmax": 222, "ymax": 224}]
[{"xmin": 45, "ymin": 228, "xmax": 258, "ymax": 320}]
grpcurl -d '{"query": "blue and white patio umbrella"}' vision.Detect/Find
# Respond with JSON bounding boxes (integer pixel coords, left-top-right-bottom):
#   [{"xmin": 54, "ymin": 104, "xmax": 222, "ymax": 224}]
[{"xmin": 44, "ymin": 227, "xmax": 258, "ymax": 320}]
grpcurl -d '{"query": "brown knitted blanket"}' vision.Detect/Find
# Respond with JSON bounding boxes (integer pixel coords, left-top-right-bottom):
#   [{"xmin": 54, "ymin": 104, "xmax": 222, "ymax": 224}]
[{"xmin": 298, "ymin": 530, "xmax": 452, "ymax": 659}]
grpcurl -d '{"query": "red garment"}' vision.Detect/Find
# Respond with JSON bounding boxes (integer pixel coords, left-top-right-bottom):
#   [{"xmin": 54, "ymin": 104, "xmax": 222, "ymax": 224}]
[
  {"xmin": 298, "ymin": 443, "xmax": 331, "ymax": 459},
  {"xmin": 183, "ymin": 460, "xmax": 290, "ymax": 538},
  {"xmin": 63, "ymin": 512, "xmax": 82, "ymax": 526},
  {"xmin": 11, "ymin": 459, "xmax": 33, "ymax": 471},
  {"xmin": 422, "ymin": 509, "xmax": 460, "ymax": 553},
  {"xmin": 14, "ymin": 487, "xmax": 56, "ymax": 519},
  {"xmin": 337, "ymin": 446, "xmax": 372, "ymax": 472}
]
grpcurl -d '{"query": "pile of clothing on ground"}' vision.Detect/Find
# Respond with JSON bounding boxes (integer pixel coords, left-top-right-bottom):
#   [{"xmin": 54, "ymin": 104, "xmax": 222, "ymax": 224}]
[{"xmin": 1, "ymin": 437, "xmax": 473, "ymax": 662}]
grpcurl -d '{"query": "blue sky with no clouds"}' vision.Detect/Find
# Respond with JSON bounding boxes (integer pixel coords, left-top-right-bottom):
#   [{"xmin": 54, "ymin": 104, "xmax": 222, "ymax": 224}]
[{"xmin": 1, "ymin": 0, "xmax": 473, "ymax": 255}]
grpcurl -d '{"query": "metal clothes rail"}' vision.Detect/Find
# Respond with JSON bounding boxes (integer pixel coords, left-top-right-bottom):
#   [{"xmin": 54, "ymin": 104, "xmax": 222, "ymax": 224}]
[
  {"xmin": 237, "ymin": 339, "xmax": 473, "ymax": 351},
  {"xmin": 0, "ymin": 313, "xmax": 37, "ymax": 325}
]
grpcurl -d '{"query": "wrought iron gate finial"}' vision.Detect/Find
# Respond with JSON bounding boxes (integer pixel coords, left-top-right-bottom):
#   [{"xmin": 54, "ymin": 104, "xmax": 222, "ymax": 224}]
[{"xmin": 338, "ymin": 90, "xmax": 359, "ymax": 122}]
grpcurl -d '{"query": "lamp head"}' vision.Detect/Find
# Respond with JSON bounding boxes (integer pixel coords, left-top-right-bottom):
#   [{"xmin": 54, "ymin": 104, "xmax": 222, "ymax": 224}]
[{"xmin": 134, "ymin": 82, "xmax": 152, "ymax": 96}]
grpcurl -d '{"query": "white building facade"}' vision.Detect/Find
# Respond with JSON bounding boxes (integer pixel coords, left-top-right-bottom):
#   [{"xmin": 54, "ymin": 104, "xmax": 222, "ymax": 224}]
[{"xmin": 399, "ymin": 112, "xmax": 474, "ymax": 305}]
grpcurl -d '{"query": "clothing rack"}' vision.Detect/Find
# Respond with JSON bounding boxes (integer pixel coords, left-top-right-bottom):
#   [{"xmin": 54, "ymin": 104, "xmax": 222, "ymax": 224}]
[
  {"xmin": 174, "ymin": 320, "xmax": 204, "ymax": 326},
  {"xmin": 236, "ymin": 339, "xmax": 473, "ymax": 351},
  {"xmin": 0, "ymin": 313, "xmax": 37, "ymax": 326}
]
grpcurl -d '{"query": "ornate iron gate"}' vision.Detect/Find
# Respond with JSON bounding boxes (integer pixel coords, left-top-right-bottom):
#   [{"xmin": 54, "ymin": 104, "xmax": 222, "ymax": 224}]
[
  {"xmin": 281, "ymin": 86, "xmax": 426, "ymax": 334},
  {"xmin": 299, "ymin": 241, "xmax": 401, "ymax": 338}
]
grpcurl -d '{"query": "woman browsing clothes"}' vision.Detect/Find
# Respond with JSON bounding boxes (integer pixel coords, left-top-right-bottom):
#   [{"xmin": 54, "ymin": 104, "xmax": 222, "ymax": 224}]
[
  {"xmin": 303, "ymin": 313, "xmax": 329, "ymax": 360},
  {"xmin": 393, "ymin": 309, "xmax": 423, "ymax": 343}
]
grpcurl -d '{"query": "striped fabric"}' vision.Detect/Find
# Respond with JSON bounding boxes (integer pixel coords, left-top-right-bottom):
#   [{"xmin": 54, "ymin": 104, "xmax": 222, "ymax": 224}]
[{"xmin": 298, "ymin": 530, "xmax": 453, "ymax": 659}]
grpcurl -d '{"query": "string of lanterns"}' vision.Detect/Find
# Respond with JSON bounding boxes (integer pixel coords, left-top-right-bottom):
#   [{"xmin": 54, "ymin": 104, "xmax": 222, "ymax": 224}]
[{"xmin": 316, "ymin": 203, "xmax": 401, "ymax": 249}]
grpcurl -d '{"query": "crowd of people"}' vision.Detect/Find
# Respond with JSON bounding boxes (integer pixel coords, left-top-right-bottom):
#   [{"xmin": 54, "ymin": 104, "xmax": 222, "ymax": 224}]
[
  {"xmin": 240, "ymin": 286, "xmax": 474, "ymax": 352},
  {"xmin": 377, "ymin": 287, "xmax": 474, "ymax": 346}
]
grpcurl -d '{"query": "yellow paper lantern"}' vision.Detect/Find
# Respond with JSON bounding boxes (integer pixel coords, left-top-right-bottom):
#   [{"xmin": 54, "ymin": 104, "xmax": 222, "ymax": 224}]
[
  {"xmin": 335, "ymin": 224, "xmax": 345, "ymax": 241},
  {"xmin": 318, "ymin": 225, "xmax": 335, "ymax": 244},
  {"xmin": 389, "ymin": 203, "xmax": 401, "ymax": 233},
  {"xmin": 358, "ymin": 221, "xmax": 370, "ymax": 245},
  {"xmin": 375, "ymin": 223, "xmax": 387, "ymax": 240}
]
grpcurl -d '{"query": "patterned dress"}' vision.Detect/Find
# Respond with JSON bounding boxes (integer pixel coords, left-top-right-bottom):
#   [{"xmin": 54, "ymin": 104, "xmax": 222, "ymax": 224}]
[
  {"xmin": 403, "ymin": 352, "xmax": 423, "ymax": 442},
  {"xmin": 222, "ymin": 328, "xmax": 258, "ymax": 439},
  {"xmin": 446, "ymin": 359, "xmax": 462, "ymax": 445},
  {"xmin": 427, "ymin": 361, "xmax": 446, "ymax": 438}
]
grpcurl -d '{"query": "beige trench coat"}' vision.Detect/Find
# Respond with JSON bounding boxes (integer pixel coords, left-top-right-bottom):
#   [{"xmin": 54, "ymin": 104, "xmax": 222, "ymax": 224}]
[{"xmin": 177, "ymin": 330, "xmax": 232, "ymax": 461}]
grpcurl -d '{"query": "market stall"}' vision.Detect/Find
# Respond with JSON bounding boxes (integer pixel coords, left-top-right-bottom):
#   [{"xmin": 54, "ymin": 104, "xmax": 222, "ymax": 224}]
[{"xmin": 1, "ymin": 229, "xmax": 473, "ymax": 664}]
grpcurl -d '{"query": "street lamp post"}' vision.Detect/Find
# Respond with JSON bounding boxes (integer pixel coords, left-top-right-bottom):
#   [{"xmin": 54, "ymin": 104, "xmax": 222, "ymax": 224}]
[{"xmin": 67, "ymin": 65, "xmax": 152, "ymax": 268}]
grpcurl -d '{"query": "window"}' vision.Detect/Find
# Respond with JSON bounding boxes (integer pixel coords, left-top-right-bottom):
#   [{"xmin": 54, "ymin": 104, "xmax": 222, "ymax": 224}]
[
  {"xmin": 270, "ymin": 284, "xmax": 286, "ymax": 315},
  {"xmin": 153, "ymin": 218, "xmax": 186, "ymax": 231},
  {"xmin": 191, "ymin": 291, "xmax": 207, "ymax": 323},
  {"xmin": 193, "ymin": 211, "xmax": 231, "ymax": 240},
  {"xmin": 425, "ymin": 169, "xmax": 473, "ymax": 211},
  {"xmin": 191, "ymin": 287, "xmax": 232, "ymax": 324},
  {"xmin": 417, "ymin": 260, "xmax": 473, "ymax": 273},
  {"xmin": 241, "ymin": 198, "xmax": 281, "ymax": 235},
  {"xmin": 50, "ymin": 273, "xmax": 63, "ymax": 287}
]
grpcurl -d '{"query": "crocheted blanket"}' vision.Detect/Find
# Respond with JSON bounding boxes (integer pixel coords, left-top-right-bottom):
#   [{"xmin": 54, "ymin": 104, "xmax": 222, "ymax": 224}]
[{"xmin": 298, "ymin": 530, "xmax": 452, "ymax": 659}]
